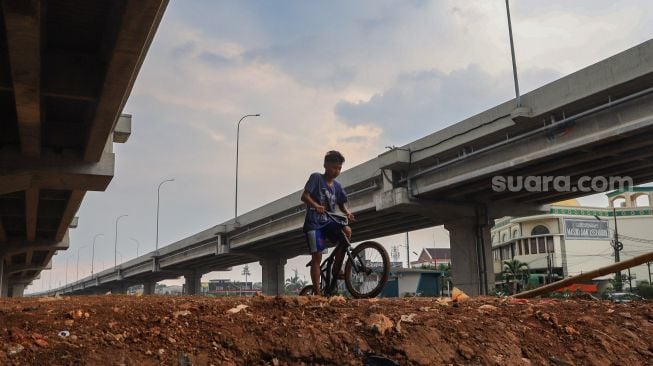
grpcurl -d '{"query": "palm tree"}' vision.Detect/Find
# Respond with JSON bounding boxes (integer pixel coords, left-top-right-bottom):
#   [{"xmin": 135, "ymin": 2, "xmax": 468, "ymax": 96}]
[
  {"xmin": 285, "ymin": 269, "xmax": 308, "ymax": 294},
  {"xmin": 502, "ymin": 259, "xmax": 530, "ymax": 294}
]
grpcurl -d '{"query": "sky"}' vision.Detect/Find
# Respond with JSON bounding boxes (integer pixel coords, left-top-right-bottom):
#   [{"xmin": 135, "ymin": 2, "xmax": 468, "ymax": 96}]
[{"xmin": 28, "ymin": 0, "xmax": 653, "ymax": 292}]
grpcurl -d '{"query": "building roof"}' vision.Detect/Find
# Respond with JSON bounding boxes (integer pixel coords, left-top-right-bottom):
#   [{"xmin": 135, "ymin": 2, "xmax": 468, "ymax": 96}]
[
  {"xmin": 607, "ymin": 186, "xmax": 653, "ymax": 198},
  {"xmin": 425, "ymin": 248, "xmax": 451, "ymax": 259}
]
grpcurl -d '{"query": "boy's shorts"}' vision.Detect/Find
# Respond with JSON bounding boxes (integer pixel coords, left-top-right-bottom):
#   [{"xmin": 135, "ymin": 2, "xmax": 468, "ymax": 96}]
[{"xmin": 305, "ymin": 219, "xmax": 342, "ymax": 254}]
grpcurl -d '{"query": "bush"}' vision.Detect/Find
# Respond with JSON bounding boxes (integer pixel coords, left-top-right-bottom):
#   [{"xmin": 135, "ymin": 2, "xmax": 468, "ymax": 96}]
[{"xmin": 636, "ymin": 284, "xmax": 653, "ymax": 299}]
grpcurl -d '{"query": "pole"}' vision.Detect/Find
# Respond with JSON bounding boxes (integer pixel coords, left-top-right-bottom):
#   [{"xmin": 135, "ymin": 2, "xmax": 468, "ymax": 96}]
[
  {"xmin": 114, "ymin": 214, "xmax": 128, "ymax": 267},
  {"xmin": 648, "ymin": 262, "xmax": 652, "ymax": 283},
  {"xmin": 131, "ymin": 238, "xmax": 140, "ymax": 258},
  {"xmin": 613, "ymin": 207, "xmax": 622, "ymax": 291},
  {"xmin": 91, "ymin": 234, "xmax": 103, "ymax": 275},
  {"xmin": 505, "ymin": 0, "xmax": 521, "ymax": 107},
  {"xmin": 405, "ymin": 232, "xmax": 410, "ymax": 269},
  {"xmin": 76, "ymin": 245, "xmax": 87, "ymax": 281},
  {"xmin": 235, "ymin": 114, "xmax": 260, "ymax": 224},
  {"xmin": 65, "ymin": 256, "xmax": 69, "ymax": 285},
  {"xmin": 156, "ymin": 179, "xmax": 174, "ymax": 252},
  {"xmin": 514, "ymin": 250, "xmax": 653, "ymax": 299}
]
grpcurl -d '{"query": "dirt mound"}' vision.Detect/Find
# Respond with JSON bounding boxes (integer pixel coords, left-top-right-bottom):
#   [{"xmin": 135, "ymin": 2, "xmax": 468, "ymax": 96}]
[{"xmin": 1, "ymin": 294, "xmax": 652, "ymax": 365}]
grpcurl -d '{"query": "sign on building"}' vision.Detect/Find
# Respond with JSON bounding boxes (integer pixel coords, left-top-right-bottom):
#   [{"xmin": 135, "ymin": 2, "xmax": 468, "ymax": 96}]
[{"xmin": 563, "ymin": 219, "xmax": 609, "ymax": 240}]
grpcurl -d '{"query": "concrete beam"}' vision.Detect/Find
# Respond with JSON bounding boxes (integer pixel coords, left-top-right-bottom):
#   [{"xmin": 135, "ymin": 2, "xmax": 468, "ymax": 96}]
[
  {"xmin": 0, "ymin": 149, "xmax": 115, "ymax": 192},
  {"xmin": 444, "ymin": 218, "xmax": 493, "ymax": 296},
  {"xmin": 2, "ymin": 0, "xmax": 42, "ymax": 157},
  {"xmin": 55, "ymin": 191, "xmax": 85, "ymax": 242},
  {"xmin": 84, "ymin": 0, "xmax": 168, "ymax": 161},
  {"xmin": 414, "ymin": 95, "xmax": 653, "ymax": 195},
  {"xmin": 25, "ymin": 187, "xmax": 38, "ymax": 242},
  {"xmin": 143, "ymin": 281, "xmax": 156, "ymax": 295},
  {"xmin": 0, "ymin": 172, "xmax": 31, "ymax": 195}
]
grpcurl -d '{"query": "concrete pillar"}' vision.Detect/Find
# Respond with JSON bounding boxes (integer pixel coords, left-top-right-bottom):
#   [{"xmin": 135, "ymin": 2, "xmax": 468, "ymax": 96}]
[
  {"xmin": 259, "ymin": 256, "xmax": 287, "ymax": 296},
  {"xmin": 0, "ymin": 258, "xmax": 6, "ymax": 298},
  {"xmin": 111, "ymin": 284, "xmax": 127, "ymax": 294},
  {"xmin": 143, "ymin": 281, "xmax": 156, "ymax": 295},
  {"xmin": 444, "ymin": 218, "xmax": 494, "ymax": 297},
  {"xmin": 10, "ymin": 284, "xmax": 25, "ymax": 297},
  {"xmin": 184, "ymin": 273, "xmax": 202, "ymax": 295}
]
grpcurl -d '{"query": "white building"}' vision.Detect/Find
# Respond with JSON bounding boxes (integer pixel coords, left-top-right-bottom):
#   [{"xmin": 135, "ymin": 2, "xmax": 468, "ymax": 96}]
[{"xmin": 491, "ymin": 187, "xmax": 653, "ymax": 291}]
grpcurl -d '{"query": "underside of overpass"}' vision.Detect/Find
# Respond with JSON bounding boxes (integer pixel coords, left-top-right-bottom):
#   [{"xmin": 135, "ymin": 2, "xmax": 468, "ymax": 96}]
[{"xmin": 0, "ymin": 0, "xmax": 168, "ymax": 297}]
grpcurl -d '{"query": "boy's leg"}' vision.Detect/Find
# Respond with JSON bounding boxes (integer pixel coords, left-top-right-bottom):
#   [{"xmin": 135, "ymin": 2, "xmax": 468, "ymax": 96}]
[
  {"xmin": 332, "ymin": 226, "xmax": 352, "ymax": 281},
  {"xmin": 311, "ymin": 252, "xmax": 322, "ymax": 295}
]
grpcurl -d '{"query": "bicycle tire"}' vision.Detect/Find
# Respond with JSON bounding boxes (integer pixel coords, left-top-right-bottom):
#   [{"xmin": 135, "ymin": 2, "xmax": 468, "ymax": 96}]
[
  {"xmin": 299, "ymin": 285, "xmax": 315, "ymax": 296},
  {"xmin": 344, "ymin": 241, "xmax": 390, "ymax": 298}
]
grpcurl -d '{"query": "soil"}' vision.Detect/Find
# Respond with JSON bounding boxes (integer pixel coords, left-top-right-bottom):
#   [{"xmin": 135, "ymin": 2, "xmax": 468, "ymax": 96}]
[{"xmin": 0, "ymin": 294, "xmax": 652, "ymax": 365}]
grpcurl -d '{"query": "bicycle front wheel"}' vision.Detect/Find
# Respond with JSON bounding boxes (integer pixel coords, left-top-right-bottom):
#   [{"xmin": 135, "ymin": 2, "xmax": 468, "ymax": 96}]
[{"xmin": 344, "ymin": 241, "xmax": 390, "ymax": 298}]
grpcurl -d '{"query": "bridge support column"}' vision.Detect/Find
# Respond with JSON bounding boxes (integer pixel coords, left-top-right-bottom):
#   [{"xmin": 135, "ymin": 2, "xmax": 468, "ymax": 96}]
[
  {"xmin": 143, "ymin": 281, "xmax": 157, "ymax": 295},
  {"xmin": 260, "ymin": 256, "xmax": 286, "ymax": 296},
  {"xmin": 185, "ymin": 273, "xmax": 202, "ymax": 295},
  {"xmin": 111, "ymin": 285, "xmax": 127, "ymax": 294},
  {"xmin": 0, "ymin": 259, "xmax": 6, "ymax": 298},
  {"xmin": 10, "ymin": 284, "xmax": 25, "ymax": 297},
  {"xmin": 444, "ymin": 217, "xmax": 494, "ymax": 297}
]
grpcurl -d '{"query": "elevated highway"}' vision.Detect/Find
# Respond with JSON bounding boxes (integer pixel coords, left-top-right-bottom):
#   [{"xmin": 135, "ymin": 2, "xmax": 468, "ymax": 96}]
[
  {"xmin": 0, "ymin": 0, "xmax": 168, "ymax": 296},
  {"xmin": 44, "ymin": 39, "xmax": 653, "ymax": 297}
]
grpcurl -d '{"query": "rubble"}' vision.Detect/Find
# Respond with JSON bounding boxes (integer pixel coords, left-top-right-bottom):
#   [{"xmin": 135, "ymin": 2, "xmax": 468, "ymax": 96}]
[{"xmin": 0, "ymin": 295, "xmax": 651, "ymax": 364}]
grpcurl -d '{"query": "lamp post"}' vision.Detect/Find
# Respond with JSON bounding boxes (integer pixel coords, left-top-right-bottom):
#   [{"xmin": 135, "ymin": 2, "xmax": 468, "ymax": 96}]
[
  {"xmin": 131, "ymin": 237, "xmax": 140, "ymax": 258},
  {"xmin": 91, "ymin": 233, "xmax": 103, "ymax": 275},
  {"xmin": 76, "ymin": 245, "xmax": 87, "ymax": 281},
  {"xmin": 114, "ymin": 214, "xmax": 128, "ymax": 267},
  {"xmin": 156, "ymin": 178, "xmax": 175, "ymax": 252},
  {"xmin": 234, "ymin": 114, "xmax": 261, "ymax": 224},
  {"xmin": 65, "ymin": 256, "xmax": 70, "ymax": 285}
]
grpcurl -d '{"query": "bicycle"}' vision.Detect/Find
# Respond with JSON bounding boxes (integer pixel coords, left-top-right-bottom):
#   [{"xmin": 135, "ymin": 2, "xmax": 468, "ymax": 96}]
[{"xmin": 299, "ymin": 211, "xmax": 390, "ymax": 298}]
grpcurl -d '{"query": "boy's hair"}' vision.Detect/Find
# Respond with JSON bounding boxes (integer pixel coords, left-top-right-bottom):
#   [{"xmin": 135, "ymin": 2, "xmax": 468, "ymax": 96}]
[{"xmin": 324, "ymin": 150, "xmax": 345, "ymax": 164}]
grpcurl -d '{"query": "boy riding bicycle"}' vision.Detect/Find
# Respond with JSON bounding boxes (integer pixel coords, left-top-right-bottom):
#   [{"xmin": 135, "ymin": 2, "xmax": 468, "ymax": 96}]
[{"xmin": 301, "ymin": 150, "xmax": 355, "ymax": 295}]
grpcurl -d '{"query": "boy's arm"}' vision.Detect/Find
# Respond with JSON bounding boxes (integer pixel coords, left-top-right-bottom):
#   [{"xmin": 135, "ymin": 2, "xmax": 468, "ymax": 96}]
[
  {"xmin": 302, "ymin": 191, "xmax": 326, "ymax": 213},
  {"xmin": 338, "ymin": 202, "xmax": 355, "ymax": 221}
]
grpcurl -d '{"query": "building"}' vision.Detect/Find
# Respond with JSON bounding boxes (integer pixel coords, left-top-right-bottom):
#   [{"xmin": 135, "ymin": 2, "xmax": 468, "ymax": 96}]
[
  {"xmin": 380, "ymin": 268, "xmax": 444, "ymax": 297},
  {"xmin": 491, "ymin": 187, "xmax": 653, "ymax": 292},
  {"xmin": 412, "ymin": 248, "xmax": 451, "ymax": 268}
]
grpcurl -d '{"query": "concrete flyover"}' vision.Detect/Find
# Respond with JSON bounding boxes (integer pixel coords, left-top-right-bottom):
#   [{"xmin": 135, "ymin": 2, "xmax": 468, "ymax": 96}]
[
  {"xmin": 0, "ymin": 0, "xmax": 168, "ymax": 297},
  {"xmin": 41, "ymin": 39, "xmax": 653, "ymax": 297}
]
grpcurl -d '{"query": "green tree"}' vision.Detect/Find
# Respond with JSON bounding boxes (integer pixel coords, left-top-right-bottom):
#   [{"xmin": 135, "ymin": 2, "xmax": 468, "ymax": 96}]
[
  {"xmin": 502, "ymin": 259, "xmax": 530, "ymax": 295},
  {"xmin": 285, "ymin": 269, "xmax": 307, "ymax": 294}
]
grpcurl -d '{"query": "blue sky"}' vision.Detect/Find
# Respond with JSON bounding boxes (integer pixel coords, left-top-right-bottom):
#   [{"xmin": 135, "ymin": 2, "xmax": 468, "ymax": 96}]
[{"xmin": 29, "ymin": 1, "xmax": 653, "ymax": 292}]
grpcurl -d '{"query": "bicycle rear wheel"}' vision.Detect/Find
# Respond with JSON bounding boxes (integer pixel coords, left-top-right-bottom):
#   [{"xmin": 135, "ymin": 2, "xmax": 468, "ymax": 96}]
[
  {"xmin": 299, "ymin": 285, "xmax": 315, "ymax": 296},
  {"xmin": 344, "ymin": 241, "xmax": 390, "ymax": 298}
]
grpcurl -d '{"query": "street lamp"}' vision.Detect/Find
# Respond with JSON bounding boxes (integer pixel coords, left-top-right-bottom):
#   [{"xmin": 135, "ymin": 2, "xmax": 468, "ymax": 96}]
[
  {"xmin": 114, "ymin": 214, "xmax": 128, "ymax": 267},
  {"xmin": 76, "ymin": 244, "xmax": 88, "ymax": 281},
  {"xmin": 156, "ymin": 178, "xmax": 175, "ymax": 252},
  {"xmin": 131, "ymin": 237, "xmax": 140, "ymax": 258},
  {"xmin": 91, "ymin": 233, "xmax": 103, "ymax": 275},
  {"xmin": 235, "ymin": 114, "xmax": 261, "ymax": 224},
  {"xmin": 65, "ymin": 256, "xmax": 70, "ymax": 285}
]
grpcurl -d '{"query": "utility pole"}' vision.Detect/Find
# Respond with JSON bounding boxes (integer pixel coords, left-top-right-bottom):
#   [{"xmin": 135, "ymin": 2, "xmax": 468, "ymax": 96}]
[
  {"xmin": 405, "ymin": 232, "xmax": 410, "ymax": 269},
  {"xmin": 647, "ymin": 262, "xmax": 652, "ymax": 284},
  {"xmin": 612, "ymin": 207, "xmax": 623, "ymax": 291}
]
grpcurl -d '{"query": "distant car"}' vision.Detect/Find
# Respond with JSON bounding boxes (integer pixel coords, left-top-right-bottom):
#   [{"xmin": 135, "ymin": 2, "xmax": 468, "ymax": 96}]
[{"xmin": 608, "ymin": 292, "xmax": 644, "ymax": 303}]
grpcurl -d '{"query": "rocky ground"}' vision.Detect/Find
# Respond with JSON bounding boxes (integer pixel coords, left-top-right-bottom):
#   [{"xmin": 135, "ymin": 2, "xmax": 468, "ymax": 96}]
[{"xmin": 0, "ymin": 294, "xmax": 652, "ymax": 365}]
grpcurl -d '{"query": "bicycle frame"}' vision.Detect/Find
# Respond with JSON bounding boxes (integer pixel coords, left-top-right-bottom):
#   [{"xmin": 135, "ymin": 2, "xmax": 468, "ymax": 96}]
[{"xmin": 318, "ymin": 228, "xmax": 367, "ymax": 296}]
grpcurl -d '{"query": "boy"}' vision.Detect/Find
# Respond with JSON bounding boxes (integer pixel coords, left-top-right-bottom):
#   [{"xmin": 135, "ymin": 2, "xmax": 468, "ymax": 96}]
[{"xmin": 301, "ymin": 150, "xmax": 355, "ymax": 295}]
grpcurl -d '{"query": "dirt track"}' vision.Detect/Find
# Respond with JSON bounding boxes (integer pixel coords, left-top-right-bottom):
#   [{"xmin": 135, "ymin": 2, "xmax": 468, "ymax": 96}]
[{"xmin": 1, "ymin": 294, "xmax": 652, "ymax": 365}]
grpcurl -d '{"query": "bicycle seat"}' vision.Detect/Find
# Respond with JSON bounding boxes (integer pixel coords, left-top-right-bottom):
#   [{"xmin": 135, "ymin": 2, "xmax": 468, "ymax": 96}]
[{"xmin": 325, "ymin": 211, "xmax": 348, "ymax": 226}]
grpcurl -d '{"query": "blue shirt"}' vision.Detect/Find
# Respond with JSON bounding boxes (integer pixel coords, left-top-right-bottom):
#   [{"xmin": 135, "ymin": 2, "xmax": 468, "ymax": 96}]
[{"xmin": 302, "ymin": 173, "xmax": 348, "ymax": 232}]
